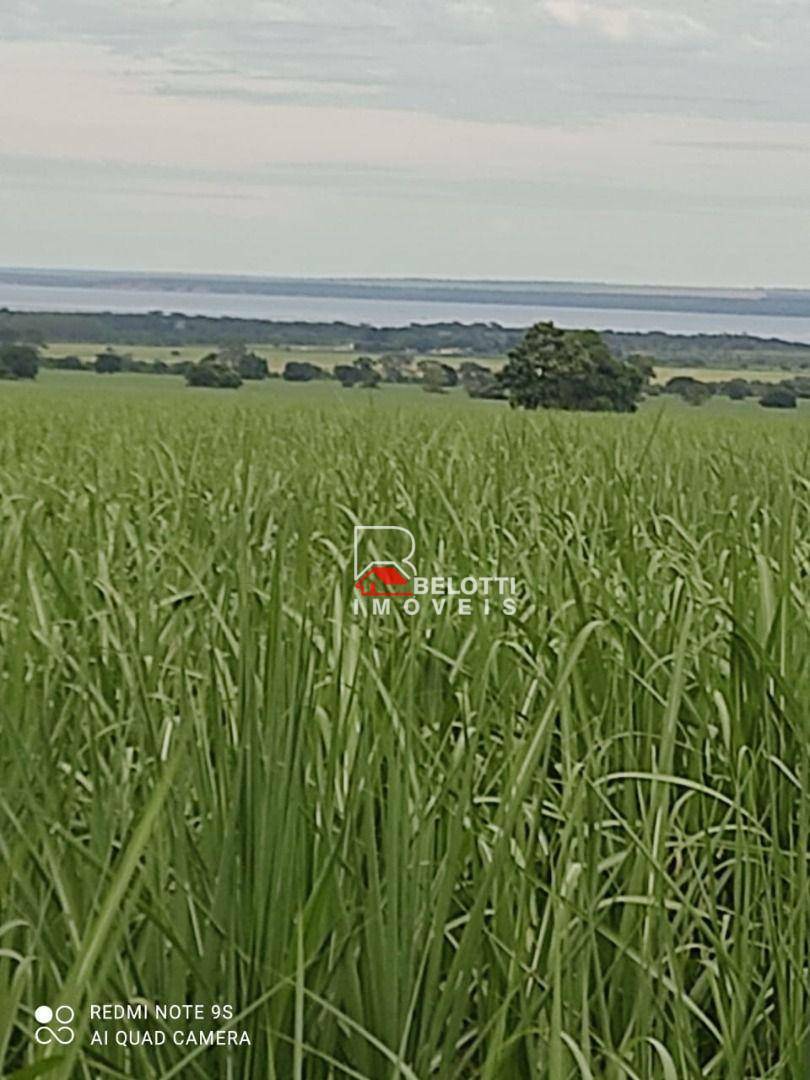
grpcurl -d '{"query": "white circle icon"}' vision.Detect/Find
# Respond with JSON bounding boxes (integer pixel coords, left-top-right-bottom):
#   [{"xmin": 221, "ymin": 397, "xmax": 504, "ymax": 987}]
[{"xmin": 34, "ymin": 1005, "xmax": 53, "ymax": 1024}]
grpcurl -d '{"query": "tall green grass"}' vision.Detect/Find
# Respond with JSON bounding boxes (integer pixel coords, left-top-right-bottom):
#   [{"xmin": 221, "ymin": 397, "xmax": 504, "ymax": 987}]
[{"xmin": 1, "ymin": 379, "xmax": 809, "ymax": 1078}]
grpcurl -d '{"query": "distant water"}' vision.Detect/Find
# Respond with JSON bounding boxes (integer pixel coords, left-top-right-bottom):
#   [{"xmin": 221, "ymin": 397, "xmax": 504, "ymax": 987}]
[{"xmin": 5, "ymin": 282, "xmax": 810, "ymax": 342}]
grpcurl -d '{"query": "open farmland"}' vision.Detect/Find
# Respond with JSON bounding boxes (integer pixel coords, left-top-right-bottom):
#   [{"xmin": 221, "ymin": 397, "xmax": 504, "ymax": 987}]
[
  {"xmin": 652, "ymin": 366, "xmax": 795, "ymax": 385},
  {"xmin": 38, "ymin": 341, "xmax": 808, "ymax": 392},
  {"xmin": 2, "ymin": 374, "xmax": 810, "ymax": 1078},
  {"xmin": 39, "ymin": 342, "xmax": 809, "ymax": 384},
  {"xmin": 41, "ymin": 341, "xmax": 362, "ymax": 374}
]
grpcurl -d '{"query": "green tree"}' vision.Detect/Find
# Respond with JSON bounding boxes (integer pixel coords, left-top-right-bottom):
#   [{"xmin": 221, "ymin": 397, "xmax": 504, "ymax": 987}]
[
  {"xmin": 725, "ymin": 378, "xmax": 751, "ymax": 400},
  {"xmin": 784, "ymin": 376, "xmax": 810, "ymax": 398},
  {"xmin": 94, "ymin": 350, "xmax": 125, "ymax": 374},
  {"xmin": 333, "ymin": 364, "xmax": 363, "ymax": 388},
  {"xmin": 221, "ymin": 343, "xmax": 268, "ymax": 380},
  {"xmin": 53, "ymin": 354, "xmax": 83, "ymax": 371},
  {"xmin": 186, "ymin": 354, "xmax": 242, "ymax": 389},
  {"xmin": 282, "ymin": 360, "xmax": 326, "ymax": 382},
  {"xmin": 353, "ymin": 356, "xmax": 380, "ymax": 389},
  {"xmin": 625, "ymin": 353, "xmax": 656, "ymax": 387},
  {"xmin": 663, "ymin": 376, "xmax": 703, "ymax": 396},
  {"xmin": 421, "ymin": 364, "xmax": 448, "ymax": 394},
  {"xmin": 681, "ymin": 382, "xmax": 712, "ymax": 406},
  {"xmin": 418, "ymin": 360, "xmax": 457, "ymax": 390},
  {"xmin": 498, "ymin": 322, "xmax": 643, "ymax": 412},
  {"xmin": 760, "ymin": 386, "xmax": 797, "ymax": 409},
  {"xmin": 378, "ymin": 354, "xmax": 415, "ymax": 383},
  {"xmin": 459, "ymin": 361, "xmax": 504, "ymax": 399},
  {"xmin": 0, "ymin": 344, "xmax": 39, "ymax": 379},
  {"xmin": 239, "ymin": 353, "xmax": 268, "ymax": 380}
]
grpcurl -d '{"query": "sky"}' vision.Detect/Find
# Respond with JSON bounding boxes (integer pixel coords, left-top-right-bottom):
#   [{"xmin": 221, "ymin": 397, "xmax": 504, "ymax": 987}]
[{"xmin": 1, "ymin": 0, "xmax": 809, "ymax": 286}]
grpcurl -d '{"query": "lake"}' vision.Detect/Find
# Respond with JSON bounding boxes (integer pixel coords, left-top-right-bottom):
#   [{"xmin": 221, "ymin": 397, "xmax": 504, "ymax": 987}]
[{"xmin": 4, "ymin": 281, "xmax": 810, "ymax": 342}]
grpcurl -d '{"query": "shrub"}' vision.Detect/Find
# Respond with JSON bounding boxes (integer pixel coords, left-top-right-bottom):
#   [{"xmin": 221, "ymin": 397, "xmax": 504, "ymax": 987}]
[
  {"xmin": 218, "ymin": 344, "xmax": 268, "ymax": 380},
  {"xmin": 333, "ymin": 359, "xmax": 380, "ymax": 388},
  {"xmin": 0, "ymin": 344, "xmax": 39, "ymax": 379},
  {"xmin": 378, "ymin": 354, "xmax": 416, "ymax": 383},
  {"xmin": 663, "ymin": 376, "xmax": 703, "ymax": 396},
  {"xmin": 418, "ymin": 360, "xmax": 458, "ymax": 389},
  {"xmin": 95, "ymin": 350, "xmax": 125, "ymax": 374},
  {"xmin": 725, "ymin": 379, "xmax": 751, "ymax": 400},
  {"xmin": 334, "ymin": 364, "xmax": 364, "ymax": 388},
  {"xmin": 186, "ymin": 357, "xmax": 242, "ymax": 389},
  {"xmin": 421, "ymin": 363, "xmax": 451, "ymax": 394},
  {"xmin": 760, "ymin": 387, "xmax": 797, "ymax": 409},
  {"xmin": 282, "ymin": 361, "xmax": 326, "ymax": 382},
  {"xmin": 783, "ymin": 376, "xmax": 810, "ymax": 398},
  {"xmin": 459, "ymin": 361, "xmax": 505, "ymax": 399},
  {"xmin": 682, "ymin": 382, "xmax": 712, "ymax": 406},
  {"xmin": 238, "ymin": 353, "xmax": 268, "ymax": 380},
  {"xmin": 53, "ymin": 354, "xmax": 84, "ymax": 371}
]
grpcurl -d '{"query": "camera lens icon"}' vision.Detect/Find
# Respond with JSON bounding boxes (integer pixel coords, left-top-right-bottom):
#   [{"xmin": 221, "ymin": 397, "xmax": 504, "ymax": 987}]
[{"xmin": 34, "ymin": 1005, "xmax": 75, "ymax": 1045}]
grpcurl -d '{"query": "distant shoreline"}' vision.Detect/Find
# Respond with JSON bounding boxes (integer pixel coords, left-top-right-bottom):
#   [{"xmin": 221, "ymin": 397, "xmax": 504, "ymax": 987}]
[{"xmin": 2, "ymin": 268, "xmax": 810, "ymax": 320}]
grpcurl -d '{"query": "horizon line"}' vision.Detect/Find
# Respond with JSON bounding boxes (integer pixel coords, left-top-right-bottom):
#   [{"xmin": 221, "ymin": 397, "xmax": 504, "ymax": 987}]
[{"xmin": 0, "ymin": 265, "xmax": 802, "ymax": 295}]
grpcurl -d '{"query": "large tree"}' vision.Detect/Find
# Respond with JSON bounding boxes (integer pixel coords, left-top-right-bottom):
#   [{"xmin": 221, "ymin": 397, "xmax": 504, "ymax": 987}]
[{"xmin": 498, "ymin": 322, "xmax": 643, "ymax": 412}]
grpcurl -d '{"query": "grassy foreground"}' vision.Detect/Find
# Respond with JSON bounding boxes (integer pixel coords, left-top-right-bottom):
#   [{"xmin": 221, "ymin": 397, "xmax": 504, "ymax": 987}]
[{"xmin": 1, "ymin": 375, "xmax": 809, "ymax": 1078}]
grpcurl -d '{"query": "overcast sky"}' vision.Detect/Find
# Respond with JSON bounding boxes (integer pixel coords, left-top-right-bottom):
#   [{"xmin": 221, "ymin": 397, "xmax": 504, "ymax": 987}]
[{"xmin": 2, "ymin": 1, "xmax": 809, "ymax": 285}]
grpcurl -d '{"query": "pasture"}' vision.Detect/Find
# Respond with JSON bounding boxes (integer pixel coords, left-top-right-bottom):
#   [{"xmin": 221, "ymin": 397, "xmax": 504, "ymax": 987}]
[
  {"xmin": 1, "ymin": 372, "xmax": 809, "ymax": 1078},
  {"xmin": 652, "ymin": 366, "xmax": 794, "ymax": 385},
  {"xmin": 40, "ymin": 341, "xmax": 803, "ymax": 387},
  {"xmin": 40, "ymin": 342, "xmax": 462, "ymax": 376}
]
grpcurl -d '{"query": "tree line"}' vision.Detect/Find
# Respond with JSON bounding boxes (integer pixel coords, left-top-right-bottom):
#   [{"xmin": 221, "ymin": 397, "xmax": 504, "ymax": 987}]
[
  {"xmin": 54, "ymin": 324, "xmax": 653, "ymax": 411},
  {"xmin": 655, "ymin": 375, "xmax": 806, "ymax": 409},
  {"xmin": 5, "ymin": 325, "xmax": 808, "ymax": 412},
  {"xmin": 3, "ymin": 308, "xmax": 810, "ymax": 369}
]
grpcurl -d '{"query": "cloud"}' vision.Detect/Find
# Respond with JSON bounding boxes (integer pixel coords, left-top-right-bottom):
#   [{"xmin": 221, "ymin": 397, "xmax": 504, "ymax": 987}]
[
  {"xmin": 543, "ymin": 0, "xmax": 709, "ymax": 42},
  {"xmin": 1, "ymin": 0, "xmax": 806, "ymax": 128},
  {"xmin": 663, "ymin": 139, "xmax": 810, "ymax": 153},
  {"xmin": 3, "ymin": 1, "xmax": 810, "ymax": 283}
]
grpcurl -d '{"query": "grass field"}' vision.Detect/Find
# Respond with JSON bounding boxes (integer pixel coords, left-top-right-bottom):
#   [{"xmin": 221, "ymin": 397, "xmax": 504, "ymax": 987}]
[{"xmin": 2, "ymin": 372, "xmax": 809, "ymax": 1078}]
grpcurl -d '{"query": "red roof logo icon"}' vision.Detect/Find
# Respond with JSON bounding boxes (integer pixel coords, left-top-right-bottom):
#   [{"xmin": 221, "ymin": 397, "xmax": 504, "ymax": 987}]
[{"xmin": 354, "ymin": 563, "xmax": 412, "ymax": 598}]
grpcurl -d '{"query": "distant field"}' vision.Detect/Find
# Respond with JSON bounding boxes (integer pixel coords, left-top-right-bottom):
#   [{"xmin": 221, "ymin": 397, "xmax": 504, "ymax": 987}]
[
  {"xmin": 41, "ymin": 341, "xmax": 363, "ymax": 373},
  {"xmin": 653, "ymin": 366, "xmax": 796, "ymax": 385},
  {"xmin": 44, "ymin": 343, "xmax": 797, "ymax": 386},
  {"xmin": 42, "ymin": 342, "xmax": 509, "ymax": 375}
]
